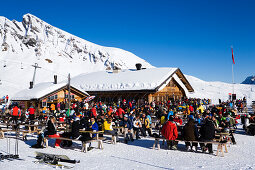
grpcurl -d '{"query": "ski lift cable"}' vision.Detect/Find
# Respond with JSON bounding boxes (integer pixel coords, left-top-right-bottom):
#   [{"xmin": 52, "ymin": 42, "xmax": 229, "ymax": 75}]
[{"xmin": 0, "ymin": 58, "xmax": 67, "ymax": 78}]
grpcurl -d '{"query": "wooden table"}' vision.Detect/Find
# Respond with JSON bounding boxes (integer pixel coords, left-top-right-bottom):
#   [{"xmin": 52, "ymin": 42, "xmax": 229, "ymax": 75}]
[{"xmin": 79, "ymin": 130, "xmax": 104, "ymax": 140}]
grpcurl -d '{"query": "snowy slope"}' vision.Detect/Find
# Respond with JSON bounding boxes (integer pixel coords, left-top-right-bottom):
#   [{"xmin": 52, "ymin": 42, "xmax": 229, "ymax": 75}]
[
  {"xmin": 185, "ymin": 75, "xmax": 255, "ymax": 105},
  {"xmin": 0, "ymin": 14, "xmax": 152, "ymax": 98}
]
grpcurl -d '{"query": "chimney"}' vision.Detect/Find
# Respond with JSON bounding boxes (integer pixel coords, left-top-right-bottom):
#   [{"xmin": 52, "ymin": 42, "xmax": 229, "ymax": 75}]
[
  {"xmin": 54, "ymin": 75, "xmax": 57, "ymax": 84},
  {"xmin": 29, "ymin": 81, "xmax": 33, "ymax": 89},
  {"xmin": 135, "ymin": 63, "xmax": 142, "ymax": 70}
]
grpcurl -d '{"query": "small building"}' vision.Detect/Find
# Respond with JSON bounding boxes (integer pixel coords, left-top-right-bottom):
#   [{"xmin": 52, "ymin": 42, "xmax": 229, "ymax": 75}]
[
  {"xmin": 71, "ymin": 67, "xmax": 194, "ymax": 103},
  {"xmin": 12, "ymin": 81, "xmax": 89, "ymax": 112}
]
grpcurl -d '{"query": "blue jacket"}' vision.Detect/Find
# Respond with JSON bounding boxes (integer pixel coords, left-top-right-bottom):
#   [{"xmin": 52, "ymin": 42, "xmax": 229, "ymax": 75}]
[
  {"xmin": 91, "ymin": 121, "xmax": 99, "ymax": 138},
  {"xmin": 167, "ymin": 111, "xmax": 174, "ymax": 120},
  {"xmin": 120, "ymin": 120, "xmax": 133, "ymax": 130}
]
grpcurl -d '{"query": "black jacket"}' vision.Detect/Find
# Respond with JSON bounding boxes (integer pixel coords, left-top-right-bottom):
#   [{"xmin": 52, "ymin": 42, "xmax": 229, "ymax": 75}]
[
  {"xmin": 46, "ymin": 120, "xmax": 56, "ymax": 135},
  {"xmin": 183, "ymin": 119, "xmax": 198, "ymax": 141},
  {"xmin": 200, "ymin": 119, "xmax": 215, "ymax": 141},
  {"xmin": 71, "ymin": 120, "xmax": 83, "ymax": 139}
]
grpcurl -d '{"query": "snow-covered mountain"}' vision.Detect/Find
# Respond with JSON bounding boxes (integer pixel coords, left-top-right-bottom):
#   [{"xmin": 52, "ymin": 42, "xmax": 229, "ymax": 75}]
[
  {"xmin": 0, "ymin": 14, "xmax": 152, "ymax": 97},
  {"xmin": 242, "ymin": 76, "xmax": 255, "ymax": 85}
]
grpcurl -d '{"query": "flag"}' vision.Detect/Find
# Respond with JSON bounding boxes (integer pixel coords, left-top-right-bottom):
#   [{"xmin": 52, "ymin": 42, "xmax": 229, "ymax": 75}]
[{"xmin": 232, "ymin": 48, "xmax": 235, "ymax": 64}]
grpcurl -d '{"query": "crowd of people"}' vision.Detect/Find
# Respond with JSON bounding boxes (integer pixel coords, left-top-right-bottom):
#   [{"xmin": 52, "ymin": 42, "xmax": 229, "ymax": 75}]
[{"xmin": 0, "ymin": 97, "xmax": 255, "ymax": 154}]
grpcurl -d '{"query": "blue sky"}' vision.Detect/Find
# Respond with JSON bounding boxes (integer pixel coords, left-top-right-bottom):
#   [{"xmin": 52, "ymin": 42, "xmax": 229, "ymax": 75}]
[{"xmin": 1, "ymin": 0, "xmax": 255, "ymax": 83}]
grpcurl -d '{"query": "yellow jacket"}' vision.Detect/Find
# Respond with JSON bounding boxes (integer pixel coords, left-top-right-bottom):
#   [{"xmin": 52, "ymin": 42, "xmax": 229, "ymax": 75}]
[
  {"xmin": 140, "ymin": 117, "xmax": 150, "ymax": 128},
  {"xmin": 103, "ymin": 120, "xmax": 113, "ymax": 131},
  {"xmin": 160, "ymin": 116, "xmax": 166, "ymax": 125}
]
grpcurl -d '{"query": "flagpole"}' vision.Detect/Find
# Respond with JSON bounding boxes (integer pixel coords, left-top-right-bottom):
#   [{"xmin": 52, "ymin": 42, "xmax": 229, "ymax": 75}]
[
  {"xmin": 231, "ymin": 47, "xmax": 235, "ymax": 100},
  {"xmin": 232, "ymin": 62, "xmax": 234, "ymax": 94}
]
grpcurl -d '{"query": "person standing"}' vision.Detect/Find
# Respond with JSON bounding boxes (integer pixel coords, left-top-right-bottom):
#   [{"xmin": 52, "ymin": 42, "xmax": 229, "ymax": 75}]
[
  {"xmin": 11, "ymin": 105, "xmax": 21, "ymax": 124},
  {"xmin": 161, "ymin": 116, "xmax": 178, "ymax": 150},
  {"xmin": 50, "ymin": 103, "xmax": 56, "ymax": 114},
  {"xmin": 5, "ymin": 95, "xmax": 9, "ymax": 103},
  {"xmin": 183, "ymin": 116, "xmax": 199, "ymax": 151},
  {"xmin": 28, "ymin": 106, "xmax": 35, "ymax": 121}
]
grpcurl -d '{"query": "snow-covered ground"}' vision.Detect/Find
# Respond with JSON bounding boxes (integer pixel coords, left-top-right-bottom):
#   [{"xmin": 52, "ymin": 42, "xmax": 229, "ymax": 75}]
[{"xmin": 0, "ymin": 124, "xmax": 254, "ymax": 170}]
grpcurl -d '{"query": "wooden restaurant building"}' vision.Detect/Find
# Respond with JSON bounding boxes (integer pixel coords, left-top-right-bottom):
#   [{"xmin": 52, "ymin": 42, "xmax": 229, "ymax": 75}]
[
  {"xmin": 71, "ymin": 67, "xmax": 194, "ymax": 104},
  {"xmin": 12, "ymin": 81, "xmax": 89, "ymax": 111}
]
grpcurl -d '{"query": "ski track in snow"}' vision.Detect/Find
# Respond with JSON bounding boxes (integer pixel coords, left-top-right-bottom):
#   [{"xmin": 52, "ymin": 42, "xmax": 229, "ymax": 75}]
[{"xmin": 0, "ymin": 125, "xmax": 254, "ymax": 170}]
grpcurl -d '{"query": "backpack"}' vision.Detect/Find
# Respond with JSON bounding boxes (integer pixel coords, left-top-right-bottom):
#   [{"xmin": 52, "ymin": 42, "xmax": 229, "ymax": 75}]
[{"xmin": 32, "ymin": 133, "xmax": 44, "ymax": 148}]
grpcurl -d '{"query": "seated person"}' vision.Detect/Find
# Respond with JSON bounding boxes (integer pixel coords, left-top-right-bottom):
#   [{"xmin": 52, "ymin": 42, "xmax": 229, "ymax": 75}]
[
  {"xmin": 103, "ymin": 117, "xmax": 119, "ymax": 141},
  {"xmin": 133, "ymin": 114, "xmax": 143, "ymax": 140},
  {"xmin": 199, "ymin": 118, "xmax": 215, "ymax": 154},
  {"xmin": 44, "ymin": 116, "xmax": 61, "ymax": 148},
  {"xmin": 120, "ymin": 114, "xmax": 134, "ymax": 143},
  {"xmin": 140, "ymin": 113, "xmax": 152, "ymax": 137},
  {"xmin": 89, "ymin": 117, "xmax": 99, "ymax": 138}
]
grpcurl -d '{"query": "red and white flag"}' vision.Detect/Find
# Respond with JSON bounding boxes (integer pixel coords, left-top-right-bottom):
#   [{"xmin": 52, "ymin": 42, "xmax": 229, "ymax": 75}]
[{"xmin": 232, "ymin": 47, "xmax": 235, "ymax": 64}]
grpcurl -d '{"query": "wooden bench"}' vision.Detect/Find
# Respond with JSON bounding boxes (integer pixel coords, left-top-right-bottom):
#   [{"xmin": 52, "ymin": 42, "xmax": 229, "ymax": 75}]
[
  {"xmin": 44, "ymin": 136, "xmax": 104, "ymax": 153},
  {"xmin": 0, "ymin": 128, "xmax": 40, "ymax": 140},
  {"xmin": 152, "ymin": 137, "xmax": 229, "ymax": 156},
  {"xmin": 21, "ymin": 129, "xmax": 41, "ymax": 141}
]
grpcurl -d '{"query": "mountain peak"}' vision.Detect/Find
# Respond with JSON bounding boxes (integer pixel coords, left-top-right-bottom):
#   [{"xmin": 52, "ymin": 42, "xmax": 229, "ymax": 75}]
[
  {"xmin": 242, "ymin": 76, "xmax": 255, "ymax": 85},
  {"xmin": 0, "ymin": 14, "xmax": 152, "ymax": 98}
]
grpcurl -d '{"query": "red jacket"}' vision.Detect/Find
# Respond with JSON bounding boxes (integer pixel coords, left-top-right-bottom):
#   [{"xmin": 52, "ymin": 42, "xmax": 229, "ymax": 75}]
[
  {"xmin": 161, "ymin": 121, "xmax": 178, "ymax": 140},
  {"xmin": 173, "ymin": 117, "xmax": 183, "ymax": 125},
  {"xmin": 115, "ymin": 108, "xmax": 125, "ymax": 117},
  {"xmin": 189, "ymin": 105, "xmax": 194, "ymax": 112},
  {"xmin": 91, "ymin": 107, "xmax": 97, "ymax": 117},
  {"xmin": 12, "ymin": 106, "xmax": 21, "ymax": 117},
  {"xmin": 28, "ymin": 107, "xmax": 35, "ymax": 115}
]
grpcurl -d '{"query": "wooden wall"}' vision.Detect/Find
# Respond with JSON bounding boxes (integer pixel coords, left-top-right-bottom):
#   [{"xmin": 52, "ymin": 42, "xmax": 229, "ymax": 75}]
[{"xmin": 148, "ymin": 78, "xmax": 186, "ymax": 103}]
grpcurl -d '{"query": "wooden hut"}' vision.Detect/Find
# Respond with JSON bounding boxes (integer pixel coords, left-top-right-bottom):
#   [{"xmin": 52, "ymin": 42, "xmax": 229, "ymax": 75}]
[
  {"xmin": 71, "ymin": 67, "xmax": 194, "ymax": 103},
  {"xmin": 12, "ymin": 82, "xmax": 89, "ymax": 113}
]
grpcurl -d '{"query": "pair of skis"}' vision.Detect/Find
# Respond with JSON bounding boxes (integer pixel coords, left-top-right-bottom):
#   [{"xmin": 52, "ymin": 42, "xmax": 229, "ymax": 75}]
[{"xmin": 34, "ymin": 152, "xmax": 80, "ymax": 169}]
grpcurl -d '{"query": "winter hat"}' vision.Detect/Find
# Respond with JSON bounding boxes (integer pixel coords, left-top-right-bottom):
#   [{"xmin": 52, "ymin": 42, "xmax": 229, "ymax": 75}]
[
  {"xmin": 189, "ymin": 115, "xmax": 194, "ymax": 119},
  {"xmin": 124, "ymin": 114, "xmax": 128, "ymax": 118}
]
